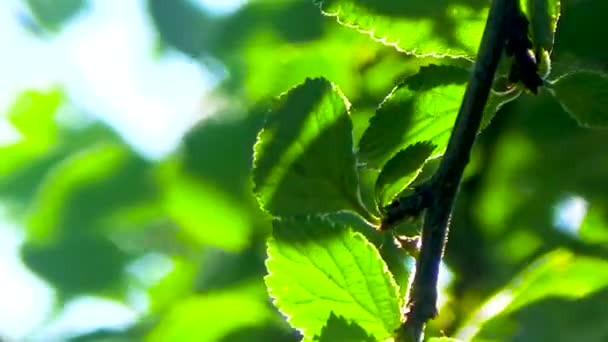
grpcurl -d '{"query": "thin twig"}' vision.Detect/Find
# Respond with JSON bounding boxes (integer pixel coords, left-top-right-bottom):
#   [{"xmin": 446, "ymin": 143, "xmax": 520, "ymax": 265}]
[{"xmin": 396, "ymin": 0, "xmax": 514, "ymax": 340}]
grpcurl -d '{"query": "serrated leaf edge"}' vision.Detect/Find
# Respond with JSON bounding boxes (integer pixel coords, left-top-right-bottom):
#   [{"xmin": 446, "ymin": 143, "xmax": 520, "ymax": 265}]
[
  {"xmin": 251, "ymin": 77, "xmax": 374, "ymax": 221},
  {"xmin": 313, "ymin": 0, "xmax": 475, "ymax": 58},
  {"xmin": 264, "ymin": 217, "xmax": 402, "ymax": 339},
  {"xmin": 549, "ymin": 70, "xmax": 608, "ymax": 128}
]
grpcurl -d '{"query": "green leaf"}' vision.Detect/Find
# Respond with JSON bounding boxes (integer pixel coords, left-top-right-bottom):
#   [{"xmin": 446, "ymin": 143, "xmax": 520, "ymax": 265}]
[
  {"xmin": 315, "ymin": 0, "xmax": 488, "ymax": 56},
  {"xmin": 358, "ymin": 64, "xmax": 469, "ymax": 169},
  {"xmin": 253, "ymin": 78, "xmax": 370, "ymax": 219},
  {"xmin": 456, "ymin": 249, "xmax": 608, "ymax": 341},
  {"xmin": 265, "ymin": 217, "xmax": 401, "ymax": 340},
  {"xmin": 578, "ymin": 203, "xmax": 608, "ymax": 245},
  {"xmin": 522, "ymin": 0, "xmax": 561, "ymax": 51},
  {"xmin": 375, "ymin": 142, "xmax": 436, "ymax": 207},
  {"xmin": 21, "ymin": 234, "xmax": 129, "ymax": 296},
  {"xmin": 1, "ymin": 89, "xmax": 62, "ymax": 178},
  {"xmin": 160, "ymin": 161, "xmax": 252, "ymax": 251},
  {"xmin": 480, "ymin": 88, "xmax": 523, "ymax": 129},
  {"xmin": 7, "ymin": 88, "xmax": 61, "ymax": 142},
  {"xmin": 551, "ymin": 71, "xmax": 608, "ymax": 128},
  {"xmin": 146, "ymin": 291, "xmax": 273, "ymax": 342},
  {"xmin": 428, "ymin": 338, "xmax": 462, "ymax": 342},
  {"xmin": 25, "ymin": 0, "xmax": 86, "ymax": 32},
  {"xmin": 315, "ymin": 312, "xmax": 375, "ymax": 342}
]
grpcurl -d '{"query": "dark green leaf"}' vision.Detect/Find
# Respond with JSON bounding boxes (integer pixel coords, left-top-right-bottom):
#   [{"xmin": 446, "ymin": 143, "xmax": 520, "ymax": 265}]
[
  {"xmin": 253, "ymin": 78, "xmax": 370, "ymax": 220},
  {"xmin": 265, "ymin": 217, "xmax": 401, "ymax": 340},
  {"xmin": 480, "ymin": 88, "xmax": 523, "ymax": 129},
  {"xmin": 25, "ymin": 0, "xmax": 86, "ymax": 32},
  {"xmin": 21, "ymin": 234, "xmax": 129, "ymax": 296},
  {"xmin": 375, "ymin": 142, "xmax": 436, "ymax": 207},
  {"xmin": 315, "ymin": 312, "xmax": 374, "ymax": 342},
  {"xmin": 522, "ymin": 0, "xmax": 561, "ymax": 51},
  {"xmin": 551, "ymin": 71, "xmax": 608, "ymax": 128}
]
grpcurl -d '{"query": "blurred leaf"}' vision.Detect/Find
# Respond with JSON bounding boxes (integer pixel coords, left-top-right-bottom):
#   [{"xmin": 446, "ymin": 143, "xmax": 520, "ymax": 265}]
[
  {"xmin": 253, "ymin": 78, "xmax": 370, "ymax": 220},
  {"xmin": 521, "ymin": 0, "xmax": 561, "ymax": 51},
  {"xmin": 551, "ymin": 71, "xmax": 608, "ymax": 128},
  {"xmin": 358, "ymin": 64, "xmax": 469, "ymax": 169},
  {"xmin": 69, "ymin": 319, "xmax": 155, "ymax": 342},
  {"xmin": 375, "ymin": 141, "xmax": 436, "ymax": 207},
  {"xmin": 457, "ymin": 249, "xmax": 608, "ymax": 340},
  {"xmin": 0, "ymin": 123, "xmax": 123, "ymax": 218},
  {"xmin": 242, "ymin": 29, "xmax": 363, "ymax": 101},
  {"xmin": 7, "ymin": 88, "xmax": 61, "ymax": 143},
  {"xmin": 182, "ymin": 108, "xmax": 266, "ymax": 195},
  {"xmin": 25, "ymin": 0, "xmax": 86, "ymax": 32},
  {"xmin": 578, "ymin": 204, "xmax": 608, "ymax": 245},
  {"xmin": 552, "ymin": 0, "xmax": 608, "ymax": 68},
  {"xmin": 315, "ymin": 312, "xmax": 374, "ymax": 342},
  {"xmin": 160, "ymin": 162, "xmax": 252, "ymax": 251},
  {"xmin": 315, "ymin": 0, "xmax": 488, "ymax": 56},
  {"xmin": 428, "ymin": 338, "xmax": 461, "ymax": 342},
  {"xmin": 147, "ymin": 0, "xmax": 211, "ymax": 57},
  {"xmin": 25, "ymin": 143, "xmax": 158, "ymax": 242},
  {"xmin": 21, "ymin": 234, "xmax": 129, "ymax": 296},
  {"xmin": 148, "ymin": 257, "xmax": 196, "ymax": 313},
  {"xmin": 1, "ymin": 88, "xmax": 62, "ymax": 177},
  {"xmin": 146, "ymin": 291, "xmax": 273, "ymax": 342},
  {"xmin": 265, "ymin": 217, "xmax": 401, "ymax": 340}
]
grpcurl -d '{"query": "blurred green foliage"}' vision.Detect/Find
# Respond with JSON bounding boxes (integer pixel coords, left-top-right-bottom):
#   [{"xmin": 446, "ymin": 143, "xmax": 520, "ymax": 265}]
[{"xmin": 2, "ymin": 0, "xmax": 608, "ymax": 341}]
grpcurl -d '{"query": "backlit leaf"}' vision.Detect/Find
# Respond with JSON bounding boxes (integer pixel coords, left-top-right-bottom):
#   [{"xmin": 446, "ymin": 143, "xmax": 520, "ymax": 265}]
[
  {"xmin": 552, "ymin": 71, "xmax": 608, "ymax": 128},
  {"xmin": 375, "ymin": 141, "xmax": 436, "ymax": 207},
  {"xmin": 457, "ymin": 249, "xmax": 608, "ymax": 341},
  {"xmin": 266, "ymin": 217, "xmax": 401, "ymax": 340},
  {"xmin": 358, "ymin": 64, "xmax": 469, "ymax": 169},
  {"xmin": 253, "ymin": 78, "xmax": 370, "ymax": 220},
  {"xmin": 315, "ymin": 0, "xmax": 488, "ymax": 56}
]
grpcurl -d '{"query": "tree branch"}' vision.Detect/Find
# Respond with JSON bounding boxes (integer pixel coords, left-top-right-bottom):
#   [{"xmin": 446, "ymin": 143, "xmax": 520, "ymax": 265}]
[{"xmin": 396, "ymin": 0, "xmax": 514, "ymax": 340}]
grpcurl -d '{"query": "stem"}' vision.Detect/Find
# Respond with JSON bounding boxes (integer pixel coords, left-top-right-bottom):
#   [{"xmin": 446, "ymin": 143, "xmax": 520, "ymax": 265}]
[{"xmin": 397, "ymin": 0, "xmax": 514, "ymax": 340}]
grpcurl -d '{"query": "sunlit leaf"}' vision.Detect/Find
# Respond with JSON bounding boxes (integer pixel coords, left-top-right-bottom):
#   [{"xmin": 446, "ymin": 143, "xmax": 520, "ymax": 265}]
[
  {"xmin": 160, "ymin": 162, "xmax": 252, "ymax": 251},
  {"xmin": 578, "ymin": 204, "xmax": 608, "ymax": 245},
  {"xmin": 0, "ymin": 89, "xmax": 62, "ymax": 177},
  {"xmin": 315, "ymin": 312, "xmax": 374, "ymax": 342},
  {"xmin": 551, "ymin": 71, "xmax": 608, "ymax": 128},
  {"xmin": 358, "ymin": 64, "xmax": 469, "ymax": 169},
  {"xmin": 457, "ymin": 249, "xmax": 608, "ymax": 341},
  {"xmin": 7, "ymin": 88, "xmax": 61, "ymax": 142},
  {"xmin": 375, "ymin": 141, "xmax": 436, "ymax": 207},
  {"xmin": 315, "ymin": 0, "xmax": 488, "ymax": 56},
  {"xmin": 265, "ymin": 217, "xmax": 401, "ymax": 340},
  {"xmin": 146, "ymin": 291, "xmax": 273, "ymax": 342},
  {"xmin": 428, "ymin": 338, "xmax": 462, "ymax": 342},
  {"xmin": 148, "ymin": 258, "xmax": 197, "ymax": 313},
  {"xmin": 253, "ymin": 78, "xmax": 370, "ymax": 220}
]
